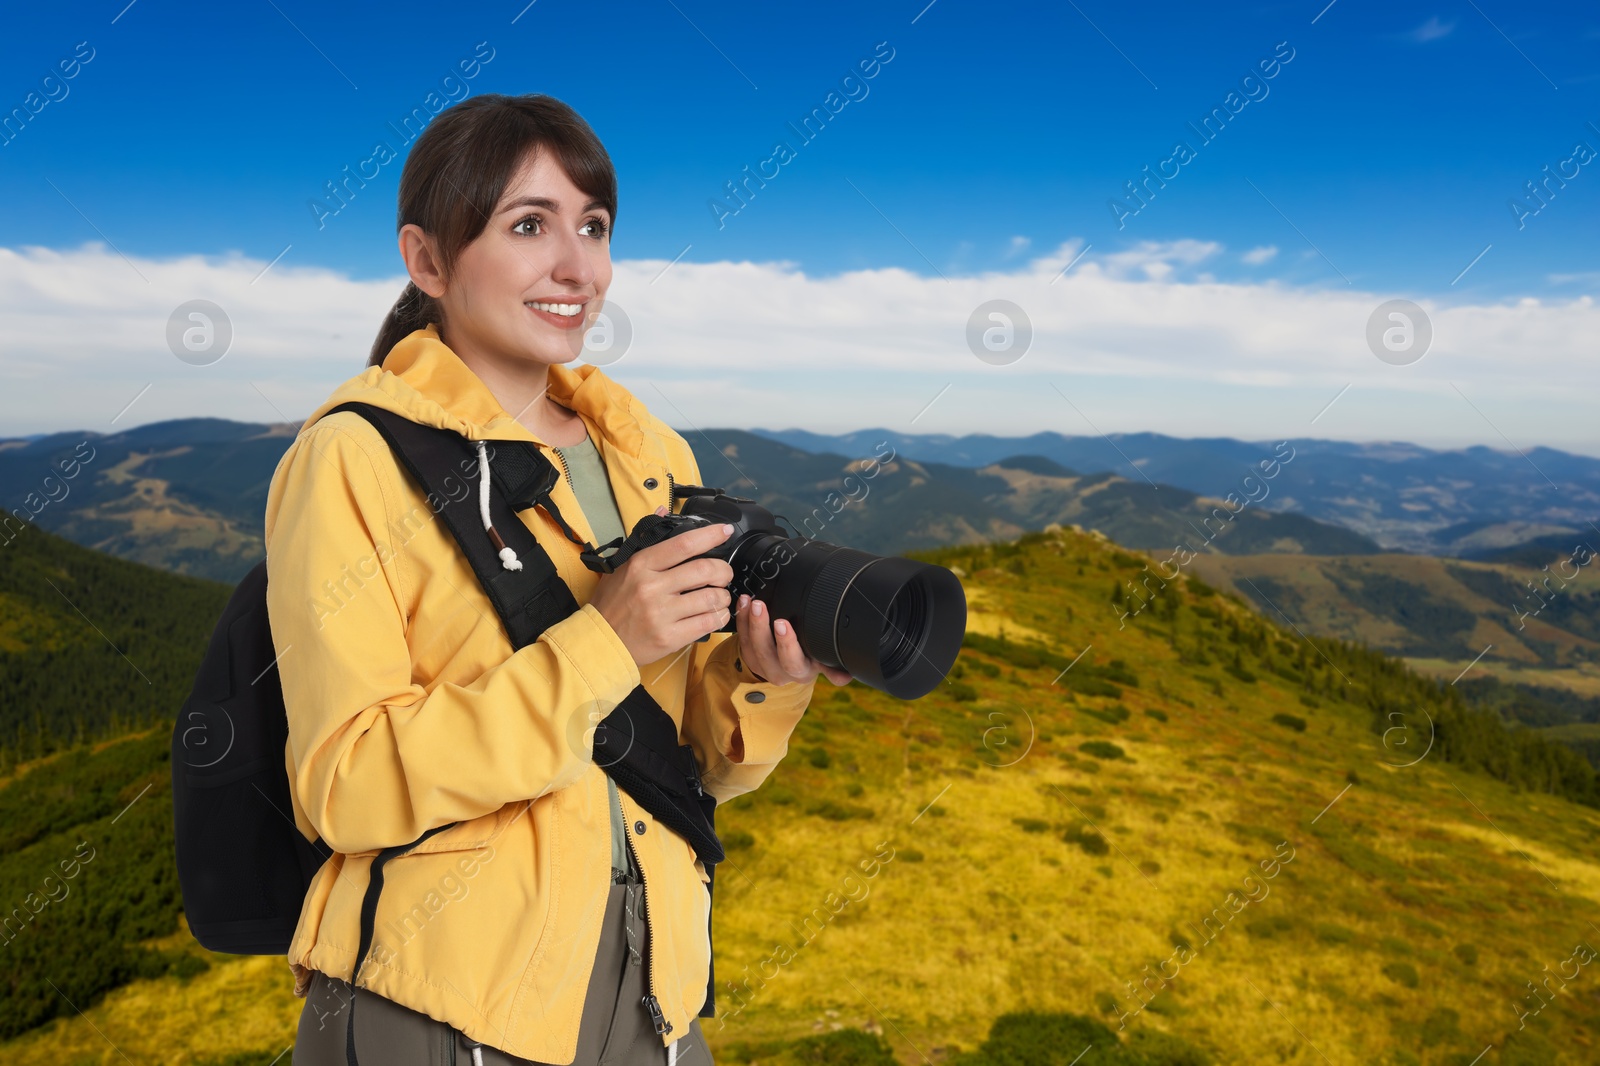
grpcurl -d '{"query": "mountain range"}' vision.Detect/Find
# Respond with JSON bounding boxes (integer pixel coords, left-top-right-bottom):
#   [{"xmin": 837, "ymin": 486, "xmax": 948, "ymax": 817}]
[
  {"xmin": 8, "ymin": 421, "xmax": 1597, "ymax": 585},
  {"xmin": 2, "ymin": 419, "xmax": 1385, "ymax": 583},
  {"xmin": 10, "ymin": 416, "xmax": 1600, "ymax": 703},
  {"xmin": 754, "ymin": 428, "xmax": 1600, "ymax": 557}
]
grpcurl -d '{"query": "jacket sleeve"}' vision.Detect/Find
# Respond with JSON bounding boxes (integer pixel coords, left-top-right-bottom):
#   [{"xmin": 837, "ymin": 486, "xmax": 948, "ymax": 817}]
[
  {"xmin": 264, "ymin": 421, "xmax": 642, "ymax": 855},
  {"xmin": 681, "ymin": 630, "xmax": 815, "ymax": 803},
  {"xmin": 668, "ymin": 433, "xmax": 816, "ymax": 803}
]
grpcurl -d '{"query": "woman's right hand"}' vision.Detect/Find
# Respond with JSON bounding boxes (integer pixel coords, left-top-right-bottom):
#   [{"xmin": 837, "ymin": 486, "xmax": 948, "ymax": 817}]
[{"xmin": 588, "ymin": 506, "xmax": 737, "ymax": 667}]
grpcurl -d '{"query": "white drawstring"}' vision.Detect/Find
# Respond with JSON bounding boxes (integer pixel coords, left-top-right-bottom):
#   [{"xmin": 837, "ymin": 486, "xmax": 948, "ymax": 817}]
[{"xmin": 476, "ymin": 440, "xmax": 523, "ymax": 571}]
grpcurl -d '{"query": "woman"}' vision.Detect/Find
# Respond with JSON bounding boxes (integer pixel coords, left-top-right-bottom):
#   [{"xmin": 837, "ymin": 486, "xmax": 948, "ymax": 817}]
[{"xmin": 267, "ymin": 93, "xmax": 851, "ymax": 1066}]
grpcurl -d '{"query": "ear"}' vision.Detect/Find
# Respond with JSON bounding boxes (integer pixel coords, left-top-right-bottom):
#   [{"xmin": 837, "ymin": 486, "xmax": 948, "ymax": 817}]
[{"xmin": 399, "ymin": 224, "xmax": 448, "ymax": 299}]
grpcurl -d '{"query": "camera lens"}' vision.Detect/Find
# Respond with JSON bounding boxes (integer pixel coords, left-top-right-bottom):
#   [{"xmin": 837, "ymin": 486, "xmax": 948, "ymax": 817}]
[
  {"xmin": 877, "ymin": 582, "xmax": 924, "ymax": 680},
  {"xmin": 747, "ymin": 541, "xmax": 964, "ymax": 700},
  {"xmin": 680, "ymin": 494, "xmax": 966, "ymax": 700}
]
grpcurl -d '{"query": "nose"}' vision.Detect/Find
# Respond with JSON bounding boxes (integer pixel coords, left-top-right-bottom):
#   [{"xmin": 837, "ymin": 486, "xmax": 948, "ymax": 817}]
[{"xmin": 547, "ymin": 222, "xmax": 599, "ymax": 292}]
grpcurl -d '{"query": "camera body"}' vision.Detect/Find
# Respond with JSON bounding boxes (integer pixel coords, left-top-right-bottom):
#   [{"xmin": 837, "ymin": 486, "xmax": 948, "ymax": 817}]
[
  {"xmin": 653, "ymin": 486, "xmax": 802, "ymax": 632},
  {"xmin": 633, "ymin": 484, "xmax": 966, "ymax": 701}
]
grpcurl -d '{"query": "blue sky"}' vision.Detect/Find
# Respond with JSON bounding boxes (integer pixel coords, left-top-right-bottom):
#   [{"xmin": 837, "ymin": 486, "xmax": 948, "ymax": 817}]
[
  {"xmin": 1, "ymin": 0, "xmax": 1598, "ymax": 452},
  {"xmin": 5, "ymin": 0, "xmax": 1597, "ymax": 294}
]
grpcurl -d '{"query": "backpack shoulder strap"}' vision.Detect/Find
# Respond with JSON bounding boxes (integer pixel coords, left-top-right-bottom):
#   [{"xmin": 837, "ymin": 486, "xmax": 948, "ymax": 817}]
[
  {"xmin": 314, "ymin": 400, "xmax": 725, "ymax": 1026},
  {"xmin": 320, "ymin": 401, "xmax": 578, "ymax": 650}
]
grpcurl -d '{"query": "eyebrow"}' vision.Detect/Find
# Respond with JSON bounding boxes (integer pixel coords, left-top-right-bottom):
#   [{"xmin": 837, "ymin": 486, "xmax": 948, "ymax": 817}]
[{"xmin": 499, "ymin": 195, "xmax": 609, "ymax": 216}]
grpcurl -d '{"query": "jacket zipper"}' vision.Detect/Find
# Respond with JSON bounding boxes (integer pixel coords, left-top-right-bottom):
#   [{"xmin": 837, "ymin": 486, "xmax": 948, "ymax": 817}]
[
  {"xmin": 553, "ymin": 445, "xmax": 573, "ymax": 490},
  {"xmin": 550, "ymin": 444, "xmax": 592, "ymax": 557},
  {"xmin": 561, "ymin": 440, "xmax": 673, "ymax": 518},
  {"xmin": 622, "ymin": 813, "xmax": 673, "ymax": 1038},
  {"xmin": 573, "ymin": 441, "xmax": 677, "ymax": 1038}
]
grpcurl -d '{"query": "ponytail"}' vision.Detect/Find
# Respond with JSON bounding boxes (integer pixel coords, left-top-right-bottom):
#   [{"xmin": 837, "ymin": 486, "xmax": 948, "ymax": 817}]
[{"xmin": 368, "ymin": 282, "xmax": 441, "ymax": 368}]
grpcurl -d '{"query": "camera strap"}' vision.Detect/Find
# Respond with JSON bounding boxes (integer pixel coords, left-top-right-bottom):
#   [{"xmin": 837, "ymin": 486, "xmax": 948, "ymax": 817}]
[
  {"xmin": 323, "ymin": 401, "xmax": 723, "ymax": 1019},
  {"xmin": 578, "ymin": 512, "xmax": 716, "ymax": 575}
]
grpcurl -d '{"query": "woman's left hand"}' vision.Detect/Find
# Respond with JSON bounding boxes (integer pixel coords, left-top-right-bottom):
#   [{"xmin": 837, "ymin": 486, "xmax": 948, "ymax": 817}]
[{"xmin": 735, "ymin": 592, "xmax": 853, "ymax": 687}]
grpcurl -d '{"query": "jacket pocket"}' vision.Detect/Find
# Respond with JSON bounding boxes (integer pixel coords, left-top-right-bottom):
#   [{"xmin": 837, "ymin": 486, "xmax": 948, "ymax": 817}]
[
  {"xmin": 310, "ymin": 802, "xmax": 528, "ymax": 978},
  {"xmin": 406, "ymin": 800, "xmax": 528, "ymax": 856}
]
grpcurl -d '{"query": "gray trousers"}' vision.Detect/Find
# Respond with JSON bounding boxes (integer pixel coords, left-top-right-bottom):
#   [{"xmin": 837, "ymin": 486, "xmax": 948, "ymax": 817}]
[{"xmin": 293, "ymin": 874, "xmax": 713, "ymax": 1066}]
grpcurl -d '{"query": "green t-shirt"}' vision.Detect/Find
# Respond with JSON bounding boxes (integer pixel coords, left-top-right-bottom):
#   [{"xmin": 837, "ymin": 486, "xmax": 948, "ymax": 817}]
[{"xmin": 552, "ymin": 434, "xmax": 634, "ymax": 881}]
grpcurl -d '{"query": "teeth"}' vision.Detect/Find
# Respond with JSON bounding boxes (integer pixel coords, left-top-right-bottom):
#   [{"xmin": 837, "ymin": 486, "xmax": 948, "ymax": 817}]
[{"xmin": 529, "ymin": 301, "xmax": 583, "ymax": 317}]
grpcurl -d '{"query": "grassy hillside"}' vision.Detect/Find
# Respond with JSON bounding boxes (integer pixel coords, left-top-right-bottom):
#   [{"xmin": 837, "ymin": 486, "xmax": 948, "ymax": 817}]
[
  {"xmin": 0, "ymin": 507, "xmax": 232, "ymax": 770},
  {"xmin": 0, "ymin": 517, "xmax": 235, "ymax": 1052},
  {"xmin": 1188, "ymin": 552, "xmax": 1600, "ymax": 685},
  {"xmin": 1183, "ymin": 551, "xmax": 1600, "ymax": 771},
  {"xmin": 4, "ymin": 525, "xmax": 1600, "ymax": 1063}
]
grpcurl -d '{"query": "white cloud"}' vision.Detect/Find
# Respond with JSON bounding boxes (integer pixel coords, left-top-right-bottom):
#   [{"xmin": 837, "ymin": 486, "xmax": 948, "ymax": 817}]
[
  {"xmin": 1407, "ymin": 16, "xmax": 1455, "ymax": 42},
  {"xmin": 1097, "ymin": 239, "xmax": 1222, "ymax": 280},
  {"xmin": 1548, "ymin": 270, "xmax": 1600, "ymax": 286},
  {"xmin": 1242, "ymin": 245, "xmax": 1278, "ymax": 265},
  {"xmin": 1, "ymin": 241, "xmax": 1596, "ymax": 454}
]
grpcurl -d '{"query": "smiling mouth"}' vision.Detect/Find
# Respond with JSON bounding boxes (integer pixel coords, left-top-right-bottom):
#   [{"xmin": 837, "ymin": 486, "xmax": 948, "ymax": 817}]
[
  {"xmin": 525, "ymin": 301, "xmax": 590, "ymax": 330},
  {"xmin": 526, "ymin": 300, "xmax": 585, "ymax": 317}
]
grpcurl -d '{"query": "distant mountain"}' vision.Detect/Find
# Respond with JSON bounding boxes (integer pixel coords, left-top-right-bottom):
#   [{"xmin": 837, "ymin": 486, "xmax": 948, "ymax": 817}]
[
  {"xmin": 1186, "ymin": 551, "xmax": 1600, "ymax": 681},
  {"xmin": 692, "ymin": 432, "xmax": 1379, "ymax": 549},
  {"xmin": 1467, "ymin": 529, "xmax": 1600, "ymax": 568},
  {"xmin": 1, "ymin": 420, "xmax": 1378, "ymax": 582},
  {"xmin": 753, "ymin": 428, "xmax": 1600, "ymax": 555},
  {"xmin": 0, "ymin": 419, "xmax": 296, "ymax": 582}
]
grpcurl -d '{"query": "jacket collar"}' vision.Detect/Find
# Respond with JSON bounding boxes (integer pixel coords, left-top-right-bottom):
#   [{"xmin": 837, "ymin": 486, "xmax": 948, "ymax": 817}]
[{"xmin": 304, "ymin": 324, "xmax": 652, "ymax": 459}]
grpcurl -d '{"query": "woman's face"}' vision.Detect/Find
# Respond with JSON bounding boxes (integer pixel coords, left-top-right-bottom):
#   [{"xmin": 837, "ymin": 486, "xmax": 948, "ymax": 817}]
[{"xmin": 423, "ymin": 149, "xmax": 613, "ymax": 369}]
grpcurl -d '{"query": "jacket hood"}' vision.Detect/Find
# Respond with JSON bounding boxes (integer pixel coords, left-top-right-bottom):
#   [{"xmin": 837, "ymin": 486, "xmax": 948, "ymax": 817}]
[{"xmin": 301, "ymin": 324, "xmax": 654, "ymax": 458}]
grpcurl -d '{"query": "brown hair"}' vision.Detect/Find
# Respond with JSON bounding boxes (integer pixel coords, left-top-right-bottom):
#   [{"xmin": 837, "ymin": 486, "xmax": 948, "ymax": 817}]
[{"xmin": 368, "ymin": 93, "xmax": 618, "ymax": 367}]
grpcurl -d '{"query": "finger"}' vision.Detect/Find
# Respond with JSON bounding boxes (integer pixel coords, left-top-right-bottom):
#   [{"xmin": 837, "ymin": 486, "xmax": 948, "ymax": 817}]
[
  {"xmin": 679, "ymin": 604, "xmax": 731, "ymax": 644},
  {"xmin": 734, "ymin": 594, "xmax": 776, "ymax": 681},
  {"xmin": 733, "ymin": 592, "xmax": 751, "ymax": 658},
  {"xmin": 797, "ymin": 649, "xmax": 848, "ymax": 687},
  {"xmin": 637, "ymin": 519, "xmax": 734, "ymax": 572},
  {"xmin": 742, "ymin": 597, "xmax": 780, "ymax": 680},
  {"xmin": 771, "ymin": 614, "xmax": 810, "ymax": 679},
  {"xmin": 673, "ymin": 584, "xmax": 731, "ymax": 625},
  {"xmin": 652, "ymin": 553, "xmax": 736, "ymax": 622},
  {"xmin": 659, "ymin": 556, "xmax": 735, "ymax": 599}
]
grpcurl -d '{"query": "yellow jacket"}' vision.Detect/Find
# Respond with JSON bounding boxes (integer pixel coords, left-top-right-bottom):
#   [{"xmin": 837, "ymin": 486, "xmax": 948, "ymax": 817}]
[{"xmin": 263, "ymin": 325, "xmax": 816, "ymax": 1060}]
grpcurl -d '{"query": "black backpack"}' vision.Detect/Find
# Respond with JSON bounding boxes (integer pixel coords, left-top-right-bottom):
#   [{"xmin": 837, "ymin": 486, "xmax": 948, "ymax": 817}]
[{"xmin": 171, "ymin": 401, "xmax": 722, "ymax": 1045}]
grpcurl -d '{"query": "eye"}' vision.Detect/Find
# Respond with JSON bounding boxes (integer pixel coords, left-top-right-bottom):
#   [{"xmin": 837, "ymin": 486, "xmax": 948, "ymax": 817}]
[
  {"xmin": 512, "ymin": 214, "xmax": 543, "ymax": 237},
  {"xmin": 583, "ymin": 216, "xmax": 610, "ymax": 240}
]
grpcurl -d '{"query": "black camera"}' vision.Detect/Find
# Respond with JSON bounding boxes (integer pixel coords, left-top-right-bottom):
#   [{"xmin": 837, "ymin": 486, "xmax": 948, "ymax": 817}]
[{"xmin": 585, "ymin": 483, "xmax": 966, "ymax": 700}]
